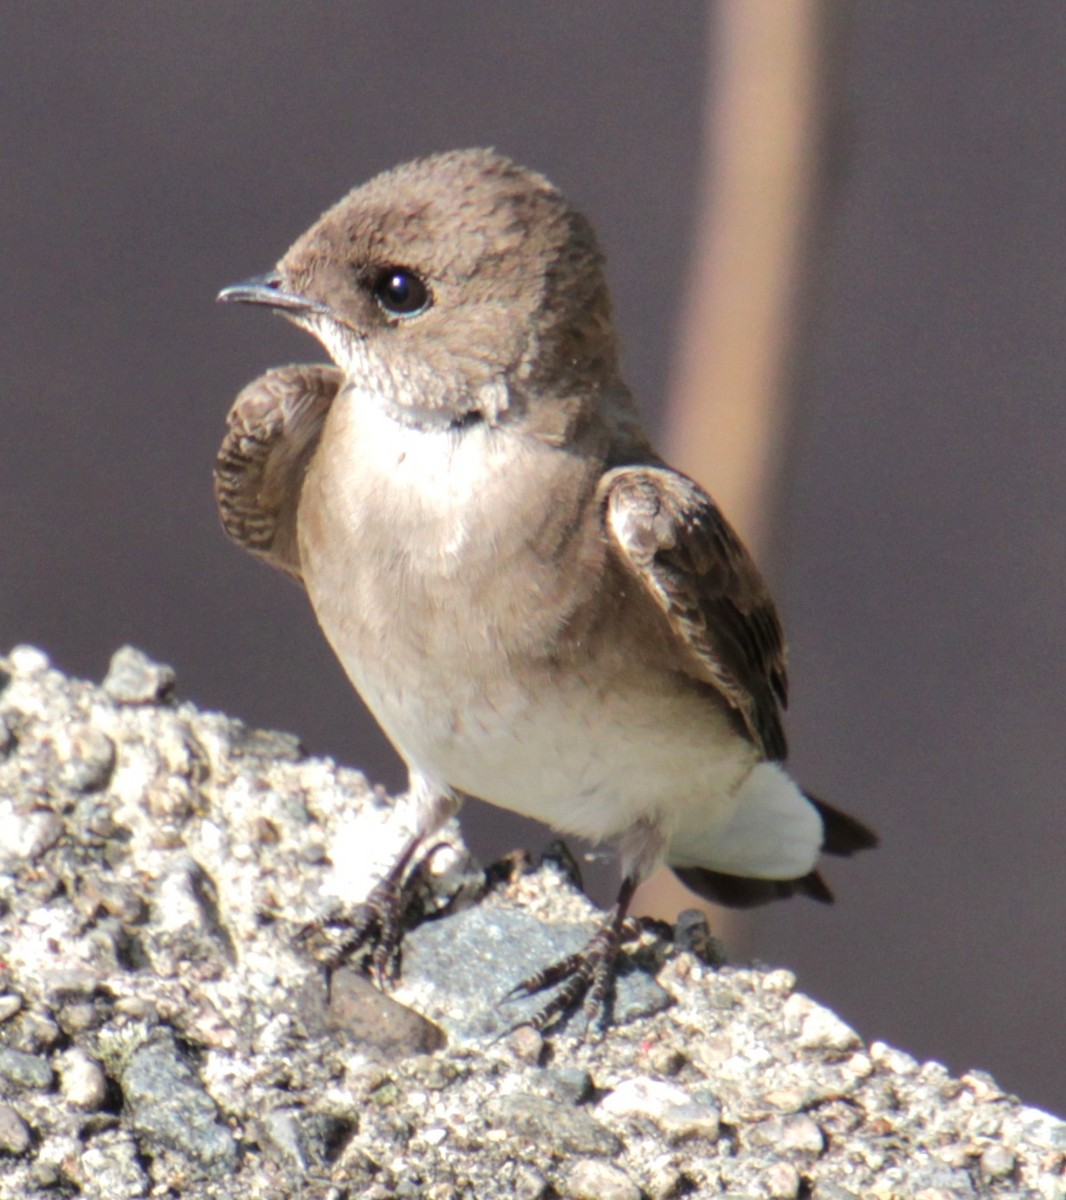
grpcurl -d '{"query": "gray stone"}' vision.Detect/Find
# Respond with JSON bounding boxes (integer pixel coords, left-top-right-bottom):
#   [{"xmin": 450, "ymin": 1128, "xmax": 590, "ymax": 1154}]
[
  {"xmin": 543, "ymin": 1065, "xmax": 593, "ymax": 1104},
  {"xmin": 979, "ymin": 1143, "xmax": 1016, "ymax": 1178},
  {"xmin": 0, "ymin": 1046, "xmax": 54, "ymax": 1090},
  {"xmin": 0, "ymin": 995, "xmax": 22, "ymax": 1024},
  {"xmin": 77, "ymin": 1131, "xmax": 150, "ymax": 1198},
  {"xmin": 744, "ymin": 1113, "xmax": 824, "ymax": 1155},
  {"xmin": 674, "ymin": 908, "xmax": 726, "ymax": 965},
  {"xmin": 395, "ymin": 894, "xmax": 671, "ymax": 1043},
  {"xmin": 258, "ymin": 1106, "xmax": 360, "ymax": 1174},
  {"xmin": 0, "ymin": 1103, "xmax": 31, "ymax": 1155},
  {"xmin": 484, "ymin": 1093, "xmax": 621, "ymax": 1156},
  {"xmin": 55, "ymin": 723, "xmax": 116, "ymax": 793},
  {"xmin": 783, "ymin": 992, "xmax": 861, "ymax": 1053},
  {"xmin": 102, "ymin": 645, "xmax": 176, "ymax": 704},
  {"xmin": 0, "ymin": 806, "xmax": 63, "ymax": 867},
  {"xmin": 121, "ymin": 1034, "xmax": 237, "ymax": 1169}
]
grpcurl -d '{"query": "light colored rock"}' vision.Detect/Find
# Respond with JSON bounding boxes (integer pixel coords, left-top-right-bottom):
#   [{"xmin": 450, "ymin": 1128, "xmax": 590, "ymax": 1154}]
[
  {"xmin": 784, "ymin": 992, "xmax": 861, "ymax": 1053},
  {"xmin": 765, "ymin": 1161, "xmax": 802, "ymax": 1198},
  {"xmin": 58, "ymin": 1047, "xmax": 109, "ymax": 1109},
  {"xmin": 0, "ymin": 801, "xmax": 63, "ymax": 866},
  {"xmin": 599, "ymin": 1076, "xmax": 720, "ymax": 1142},
  {"xmin": 7, "ymin": 645, "xmax": 50, "ymax": 675},
  {"xmin": 563, "ymin": 1158, "xmax": 642, "ymax": 1200},
  {"xmin": 0, "ymin": 1104, "xmax": 31, "ymax": 1155},
  {"xmin": 979, "ymin": 1143, "xmax": 1015, "ymax": 1178}
]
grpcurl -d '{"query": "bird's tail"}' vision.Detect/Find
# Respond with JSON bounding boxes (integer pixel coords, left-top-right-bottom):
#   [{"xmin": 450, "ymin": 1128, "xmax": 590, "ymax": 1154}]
[{"xmin": 669, "ymin": 773, "xmax": 878, "ymax": 910}]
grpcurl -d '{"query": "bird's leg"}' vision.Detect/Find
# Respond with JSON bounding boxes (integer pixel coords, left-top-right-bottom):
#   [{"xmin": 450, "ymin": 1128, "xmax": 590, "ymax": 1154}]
[{"xmin": 506, "ymin": 875, "xmax": 640, "ymax": 1034}]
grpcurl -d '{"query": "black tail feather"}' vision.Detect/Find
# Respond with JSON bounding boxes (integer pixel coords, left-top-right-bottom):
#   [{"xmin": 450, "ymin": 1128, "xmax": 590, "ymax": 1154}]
[
  {"xmin": 805, "ymin": 793, "xmax": 879, "ymax": 856},
  {"xmin": 672, "ymin": 865, "xmax": 835, "ymax": 910}
]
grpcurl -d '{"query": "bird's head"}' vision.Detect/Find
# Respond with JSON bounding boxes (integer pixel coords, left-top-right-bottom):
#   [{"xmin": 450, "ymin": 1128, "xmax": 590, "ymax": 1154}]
[{"xmin": 219, "ymin": 148, "xmax": 619, "ymax": 428}]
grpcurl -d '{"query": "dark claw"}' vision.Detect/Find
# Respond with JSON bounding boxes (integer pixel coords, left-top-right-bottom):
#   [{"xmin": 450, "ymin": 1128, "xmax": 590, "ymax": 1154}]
[
  {"xmin": 296, "ymin": 836, "xmax": 424, "ymax": 984},
  {"xmin": 505, "ymin": 920, "xmax": 627, "ymax": 1035},
  {"xmin": 504, "ymin": 950, "xmax": 585, "ymax": 1001},
  {"xmin": 504, "ymin": 875, "xmax": 641, "ymax": 1036},
  {"xmin": 299, "ymin": 882, "xmax": 407, "ymax": 981}
]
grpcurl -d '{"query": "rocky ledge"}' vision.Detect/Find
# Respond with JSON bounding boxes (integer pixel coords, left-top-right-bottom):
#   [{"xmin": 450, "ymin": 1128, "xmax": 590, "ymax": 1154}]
[{"xmin": 0, "ymin": 644, "xmax": 1063, "ymax": 1199}]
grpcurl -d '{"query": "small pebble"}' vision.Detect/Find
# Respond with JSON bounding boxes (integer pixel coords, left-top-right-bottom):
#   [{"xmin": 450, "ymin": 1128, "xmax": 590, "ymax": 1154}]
[
  {"xmin": 56, "ymin": 725, "xmax": 116, "ymax": 793},
  {"xmin": 0, "ymin": 1103, "xmax": 31, "ymax": 1154},
  {"xmin": 507, "ymin": 1023, "xmax": 544, "ymax": 1064},
  {"xmin": 102, "ymin": 645, "xmax": 176, "ymax": 705},
  {"xmin": 937, "ymin": 1141, "xmax": 971, "ymax": 1168},
  {"xmin": 764, "ymin": 1161, "xmax": 802, "ymax": 1199},
  {"xmin": 78, "ymin": 1132, "xmax": 150, "ymax": 1196},
  {"xmin": 0, "ymin": 994, "xmax": 23, "ymax": 1023},
  {"xmin": 762, "ymin": 968, "xmax": 797, "ymax": 994},
  {"xmin": 645, "ymin": 1155, "xmax": 686, "ymax": 1200},
  {"xmin": 870, "ymin": 1041, "xmax": 919, "ymax": 1075},
  {"xmin": 746, "ymin": 1113, "xmax": 824, "ymax": 1155},
  {"xmin": 673, "ymin": 909, "xmax": 726, "ymax": 965},
  {"xmin": 645, "ymin": 1042, "xmax": 687, "ymax": 1077},
  {"xmin": 963, "ymin": 1070, "xmax": 1004, "ymax": 1102},
  {"xmin": 599, "ymin": 1076, "xmax": 719, "ymax": 1142},
  {"xmin": 512, "ymin": 1164, "xmax": 549, "ymax": 1199},
  {"xmin": 544, "ymin": 1066, "xmax": 592, "ymax": 1104},
  {"xmin": 59, "ymin": 1047, "xmax": 109, "ymax": 1109},
  {"xmin": 20, "ymin": 1011, "xmax": 61, "ymax": 1052},
  {"xmin": 845, "ymin": 1052, "xmax": 873, "ymax": 1079},
  {"xmin": 328, "ymin": 969, "xmax": 445, "ymax": 1058},
  {"xmin": 7, "ymin": 645, "xmax": 50, "ymax": 675},
  {"xmin": 979, "ymin": 1142, "xmax": 1015, "ymax": 1178},
  {"xmin": 122, "ymin": 1034, "xmax": 237, "ymax": 1168},
  {"xmin": 0, "ymin": 803, "xmax": 64, "ymax": 866},
  {"xmin": 484, "ymin": 1093, "xmax": 620, "ymax": 1157},
  {"xmin": 784, "ymin": 993, "xmax": 860, "ymax": 1052},
  {"xmin": 563, "ymin": 1157, "xmax": 642, "ymax": 1200},
  {"xmin": 0, "ymin": 1046, "xmax": 55, "ymax": 1090}
]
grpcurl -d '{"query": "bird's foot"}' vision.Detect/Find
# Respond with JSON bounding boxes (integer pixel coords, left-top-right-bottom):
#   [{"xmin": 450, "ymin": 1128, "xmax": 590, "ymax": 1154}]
[
  {"xmin": 505, "ymin": 911, "xmax": 642, "ymax": 1036},
  {"xmin": 297, "ymin": 837, "xmax": 426, "ymax": 985}
]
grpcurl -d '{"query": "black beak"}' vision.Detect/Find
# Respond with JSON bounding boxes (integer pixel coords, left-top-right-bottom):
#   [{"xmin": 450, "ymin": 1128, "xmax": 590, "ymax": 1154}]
[{"xmin": 217, "ymin": 272, "xmax": 325, "ymax": 315}]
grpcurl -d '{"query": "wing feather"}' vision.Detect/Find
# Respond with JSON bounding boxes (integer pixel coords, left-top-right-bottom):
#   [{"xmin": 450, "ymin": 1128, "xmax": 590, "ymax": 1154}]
[
  {"xmin": 603, "ymin": 465, "xmax": 789, "ymax": 760},
  {"xmin": 214, "ymin": 363, "xmax": 343, "ymax": 580}
]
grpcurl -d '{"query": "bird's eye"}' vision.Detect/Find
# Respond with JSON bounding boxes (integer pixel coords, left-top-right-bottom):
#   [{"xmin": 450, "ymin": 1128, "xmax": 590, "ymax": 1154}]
[{"xmin": 372, "ymin": 267, "xmax": 430, "ymax": 317}]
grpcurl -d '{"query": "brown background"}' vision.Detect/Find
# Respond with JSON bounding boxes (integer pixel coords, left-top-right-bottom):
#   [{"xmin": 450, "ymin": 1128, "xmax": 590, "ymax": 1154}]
[{"xmin": 3, "ymin": 4, "xmax": 1064, "ymax": 1115}]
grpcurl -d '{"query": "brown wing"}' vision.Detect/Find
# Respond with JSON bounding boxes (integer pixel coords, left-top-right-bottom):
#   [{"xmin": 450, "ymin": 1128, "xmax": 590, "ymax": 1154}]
[
  {"xmin": 603, "ymin": 464, "xmax": 789, "ymax": 760},
  {"xmin": 214, "ymin": 363, "xmax": 343, "ymax": 580}
]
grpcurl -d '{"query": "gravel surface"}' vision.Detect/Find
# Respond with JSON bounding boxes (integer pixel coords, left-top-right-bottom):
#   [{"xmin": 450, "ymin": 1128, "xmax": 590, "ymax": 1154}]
[{"xmin": 0, "ymin": 644, "xmax": 1063, "ymax": 1199}]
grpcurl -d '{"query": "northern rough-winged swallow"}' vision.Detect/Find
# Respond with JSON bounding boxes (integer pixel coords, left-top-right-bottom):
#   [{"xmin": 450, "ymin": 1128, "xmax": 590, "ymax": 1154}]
[{"xmin": 216, "ymin": 148, "xmax": 876, "ymax": 1031}]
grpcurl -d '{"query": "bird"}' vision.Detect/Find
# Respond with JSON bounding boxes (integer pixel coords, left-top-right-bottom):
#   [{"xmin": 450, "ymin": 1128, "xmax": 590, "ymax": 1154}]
[{"xmin": 215, "ymin": 148, "xmax": 876, "ymax": 1032}]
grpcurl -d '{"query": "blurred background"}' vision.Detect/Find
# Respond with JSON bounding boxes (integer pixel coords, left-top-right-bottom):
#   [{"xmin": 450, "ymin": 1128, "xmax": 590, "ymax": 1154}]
[{"xmin": 3, "ymin": 2, "xmax": 1064, "ymax": 1115}]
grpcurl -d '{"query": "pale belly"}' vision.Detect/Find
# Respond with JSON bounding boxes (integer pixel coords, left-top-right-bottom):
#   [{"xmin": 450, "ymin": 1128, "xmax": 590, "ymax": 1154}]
[
  {"xmin": 298, "ymin": 393, "xmax": 757, "ymax": 845},
  {"xmin": 324, "ymin": 624, "xmax": 756, "ymax": 846}
]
